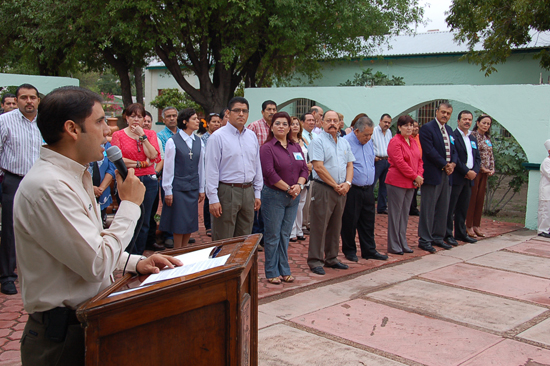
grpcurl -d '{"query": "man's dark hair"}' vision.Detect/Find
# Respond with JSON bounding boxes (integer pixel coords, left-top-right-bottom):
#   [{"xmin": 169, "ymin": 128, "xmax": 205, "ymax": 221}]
[
  {"xmin": 300, "ymin": 113, "xmax": 313, "ymax": 122},
  {"xmin": 262, "ymin": 100, "xmax": 277, "ymax": 111},
  {"xmin": 228, "ymin": 97, "xmax": 249, "ymax": 111},
  {"xmin": 37, "ymin": 86, "xmax": 102, "ymax": 145},
  {"xmin": 177, "ymin": 108, "xmax": 196, "ymax": 130},
  {"xmin": 457, "ymin": 110, "xmax": 473, "ymax": 121},
  {"xmin": 437, "ymin": 102, "xmax": 453, "ymax": 110},
  {"xmin": 1, "ymin": 93, "xmax": 15, "ymax": 104},
  {"xmin": 15, "ymin": 84, "xmax": 39, "ymax": 98},
  {"xmin": 380, "ymin": 113, "xmax": 391, "ymax": 121},
  {"xmin": 145, "ymin": 110, "xmax": 153, "ymax": 119},
  {"xmin": 219, "ymin": 108, "xmax": 228, "ymax": 118}
]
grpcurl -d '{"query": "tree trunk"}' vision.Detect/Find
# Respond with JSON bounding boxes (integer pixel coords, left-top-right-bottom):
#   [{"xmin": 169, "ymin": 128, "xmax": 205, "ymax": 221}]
[
  {"xmin": 103, "ymin": 50, "xmax": 133, "ymax": 107},
  {"xmin": 134, "ymin": 65, "xmax": 144, "ymax": 105}
]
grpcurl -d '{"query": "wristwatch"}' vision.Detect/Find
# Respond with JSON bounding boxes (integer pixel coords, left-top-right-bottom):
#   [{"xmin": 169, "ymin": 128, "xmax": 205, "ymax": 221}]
[
  {"xmin": 345, "ymin": 181, "xmax": 352, "ymax": 186},
  {"xmin": 139, "ymin": 134, "xmax": 148, "ymax": 142},
  {"xmin": 299, "ymin": 183, "xmax": 304, "ymax": 190}
]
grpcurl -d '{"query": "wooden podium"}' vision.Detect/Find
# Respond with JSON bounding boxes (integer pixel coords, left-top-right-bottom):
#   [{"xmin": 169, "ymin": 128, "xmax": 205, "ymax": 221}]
[{"xmin": 77, "ymin": 234, "xmax": 260, "ymax": 366}]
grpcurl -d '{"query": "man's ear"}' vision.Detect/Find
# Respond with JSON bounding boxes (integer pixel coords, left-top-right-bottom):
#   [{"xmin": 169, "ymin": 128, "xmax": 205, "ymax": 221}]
[{"xmin": 64, "ymin": 120, "xmax": 81, "ymax": 141}]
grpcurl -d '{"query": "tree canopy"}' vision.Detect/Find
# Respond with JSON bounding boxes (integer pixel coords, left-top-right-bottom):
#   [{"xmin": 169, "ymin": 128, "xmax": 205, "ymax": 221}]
[
  {"xmin": 446, "ymin": 0, "xmax": 550, "ymax": 75},
  {"xmin": 1, "ymin": 0, "xmax": 423, "ymax": 112},
  {"xmin": 340, "ymin": 68, "xmax": 405, "ymax": 86}
]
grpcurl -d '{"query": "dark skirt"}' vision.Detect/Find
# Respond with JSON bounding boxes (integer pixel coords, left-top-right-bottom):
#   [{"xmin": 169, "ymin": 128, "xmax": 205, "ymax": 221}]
[{"xmin": 159, "ymin": 189, "xmax": 199, "ymax": 234}]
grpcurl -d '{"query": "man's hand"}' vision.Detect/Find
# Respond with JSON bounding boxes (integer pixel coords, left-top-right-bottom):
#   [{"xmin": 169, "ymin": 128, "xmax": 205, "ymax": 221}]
[
  {"xmin": 136, "ymin": 253, "xmax": 183, "ymax": 275},
  {"xmin": 165, "ymin": 195, "xmax": 173, "ymax": 206},
  {"xmin": 210, "ymin": 202, "xmax": 222, "ymax": 218},
  {"xmin": 116, "ymin": 168, "xmax": 145, "ymax": 206},
  {"xmin": 335, "ymin": 183, "xmax": 350, "ymax": 196},
  {"xmin": 254, "ymin": 198, "xmax": 261, "ymax": 211},
  {"xmin": 198, "ymin": 193, "xmax": 205, "ymax": 203},
  {"xmin": 465, "ymin": 170, "xmax": 477, "ymax": 180},
  {"xmin": 445, "ymin": 162, "xmax": 455, "ymax": 175}
]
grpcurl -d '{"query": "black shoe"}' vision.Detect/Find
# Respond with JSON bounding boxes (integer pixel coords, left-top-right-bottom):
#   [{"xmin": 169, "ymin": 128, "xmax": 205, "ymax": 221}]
[
  {"xmin": 1, "ymin": 281, "xmax": 17, "ymax": 295},
  {"xmin": 345, "ymin": 254, "xmax": 359, "ymax": 262},
  {"xmin": 538, "ymin": 232, "xmax": 550, "ymax": 238},
  {"xmin": 296, "ymin": 236, "xmax": 306, "ymax": 241},
  {"xmin": 363, "ymin": 252, "xmax": 388, "ymax": 261},
  {"xmin": 433, "ymin": 241, "xmax": 452, "ymax": 250},
  {"xmin": 444, "ymin": 236, "xmax": 459, "ymax": 246},
  {"xmin": 257, "ymin": 244, "xmax": 264, "ymax": 252},
  {"xmin": 311, "ymin": 266, "xmax": 326, "ymax": 275},
  {"xmin": 289, "ymin": 237, "xmax": 297, "ymax": 242},
  {"xmin": 456, "ymin": 235, "xmax": 478, "ymax": 243},
  {"xmin": 188, "ymin": 237, "xmax": 196, "ymax": 243},
  {"xmin": 409, "ymin": 210, "xmax": 420, "ymax": 216},
  {"xmin": 146, "ymin": 243, "xmax": 166, "ymax": 251},
  {"xmin": 389, "ymin": 251, "xmax": 404, "ymax": 255},
  {"xmin": 419, "ymin": 243, "xmax": 436, "ymax": 253},
  {"xmin": 378, "ymin": 210, "xmax": 388, "ymax": 215},
  {"xmin": 403, "ymin": 248, "xmax": 414, "ymax": 253},
  {"xmin": 324, "ymin": 261, "xmax": 349, "ymax": 270}
]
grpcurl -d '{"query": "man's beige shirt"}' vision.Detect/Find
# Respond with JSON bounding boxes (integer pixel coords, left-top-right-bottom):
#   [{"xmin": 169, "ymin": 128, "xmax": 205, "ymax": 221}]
[{"xmin": 14, "ymin": 147, "xmax": 141, "ymax": 313}]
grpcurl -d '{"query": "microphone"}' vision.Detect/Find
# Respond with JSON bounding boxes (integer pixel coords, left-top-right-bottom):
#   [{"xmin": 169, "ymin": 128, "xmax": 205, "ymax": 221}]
[{"xmin": 106, "ymin": 146, "xmax": 128, "ymax": 180}]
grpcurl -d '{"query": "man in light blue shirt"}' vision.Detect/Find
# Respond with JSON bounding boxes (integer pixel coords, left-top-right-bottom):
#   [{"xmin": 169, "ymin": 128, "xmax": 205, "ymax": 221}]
[
  {"xmin": 341, "ymin": 116, "xmax": 388, "ymax": 262},
  {"xmin": 205, "ymin": 97, "xmax": 263, "ymax": 241},
  {"xmin": 308, "ymin": 110, "xmax": 354, "ymax": 275},
  {"xmin": 301, "ymin": 113, "xmax": 316, "ymax": 145},
  {"xmin": 372, "ymin": 113, "xmax": 392, "ymax": 214}
]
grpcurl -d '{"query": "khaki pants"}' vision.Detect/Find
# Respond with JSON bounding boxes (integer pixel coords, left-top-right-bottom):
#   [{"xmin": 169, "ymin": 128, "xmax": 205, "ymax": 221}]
[{"xmin": 212, "ymin": 183, "xmax": 255, "ymax": 241}]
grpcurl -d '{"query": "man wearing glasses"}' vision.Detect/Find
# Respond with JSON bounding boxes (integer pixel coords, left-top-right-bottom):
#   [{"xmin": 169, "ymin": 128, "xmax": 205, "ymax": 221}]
[{"xmin": 205, "ymin": 97, "xmax": 263, "ymax": 241}]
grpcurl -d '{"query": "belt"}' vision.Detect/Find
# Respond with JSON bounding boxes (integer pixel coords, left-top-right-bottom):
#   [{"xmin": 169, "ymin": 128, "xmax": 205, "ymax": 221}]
[
  {"xmin": 376, "ymin": 156, "xmax": 388, "ymax": 160},
  {"xmin": 220, "ymin": 182, "xmax": 253, "ymax": 189},
  {"xmin": 352, "ymin": 184, "xmax": 372, "ymax": 190},
  {"xmin": 313, "ymin": 179, "xmax": 333, "ymax": 188},
  {"xmin": 3, "ymin": 170, "xmax": 24, "ymax": 178},
  {"xmin": 30, "ymin": 307, "xmax": 79, "ymax": 325}
]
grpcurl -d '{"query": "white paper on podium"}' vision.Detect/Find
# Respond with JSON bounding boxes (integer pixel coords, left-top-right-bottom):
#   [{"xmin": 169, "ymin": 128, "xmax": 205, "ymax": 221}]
[{"xmin": 139, "ymin": 252, "xmax": 230, "ymax": 287}]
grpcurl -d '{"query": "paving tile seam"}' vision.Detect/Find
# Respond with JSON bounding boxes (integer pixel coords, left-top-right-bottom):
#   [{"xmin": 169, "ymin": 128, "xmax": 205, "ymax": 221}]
[
  {"xmin": 258, "ymin": 255, "xmax": 426, "ymax": 305},
  {"xmin": 356, "ymin": 293, "xmax": 537, "ymax": 339},
  {"xmin": 415, "ymin": 275, "xmax": 550, "ymax": 310},
  {"xmin": 502, "ymin": 310, "xmax": 550, "ymax": 338},
  {"xmin": 279, "ymin": 319, "xmax": 426, "ymax": 366},
  {"xmin": 464, "ymin": 256, "xmax": 550, "ymax": 281},
  {"xmin": 455, "ymin": 338, "xmax": 508, "ymax": 366},
  {"xmin": 502, "ymin": 247, "xmax": 550, "ymax": 260}
]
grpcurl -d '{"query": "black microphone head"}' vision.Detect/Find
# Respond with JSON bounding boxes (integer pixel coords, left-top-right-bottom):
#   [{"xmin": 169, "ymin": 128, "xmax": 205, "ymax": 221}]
[{"xmin": 106, "ymin": 146, "xmax": 123, "ymax": 162}]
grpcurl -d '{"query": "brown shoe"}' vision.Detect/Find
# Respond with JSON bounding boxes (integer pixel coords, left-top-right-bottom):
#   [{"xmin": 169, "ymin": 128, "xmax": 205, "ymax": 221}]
[
  {"xmin": 473, "ymin": 227, "xmax": 486, "ymax": 237},
  {"xmin": 466, "ymin": 227, "xmax": 476, "ymax": 237}
]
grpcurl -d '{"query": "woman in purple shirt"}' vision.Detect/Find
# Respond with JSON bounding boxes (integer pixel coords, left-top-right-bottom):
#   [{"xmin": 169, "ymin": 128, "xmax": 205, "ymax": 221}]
[{"xmin": 260, "ymin": 112, "xmax": 309, "ymax": 284}]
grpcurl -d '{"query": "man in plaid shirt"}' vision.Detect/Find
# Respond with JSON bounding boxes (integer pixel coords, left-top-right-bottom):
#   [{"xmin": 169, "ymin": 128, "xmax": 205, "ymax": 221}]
[{"xmin": 247, "ymin": 100, "xmax": 277, "ymax": 146}]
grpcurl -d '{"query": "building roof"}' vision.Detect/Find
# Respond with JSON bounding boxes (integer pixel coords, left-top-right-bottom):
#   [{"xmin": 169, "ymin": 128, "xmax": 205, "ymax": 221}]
[
  {"xmin": 367, "ymin": 30, "xmax": 550, "ymax": 58},
  {"xmin": 147, "ymin": 30, "xmax": 550, "ymax": 68}
]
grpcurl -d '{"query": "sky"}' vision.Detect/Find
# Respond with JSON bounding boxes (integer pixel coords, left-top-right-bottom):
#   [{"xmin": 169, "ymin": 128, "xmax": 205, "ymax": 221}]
[{"xmin": 416, "ymin": 0, "xmax": 453, "ymax": 33}]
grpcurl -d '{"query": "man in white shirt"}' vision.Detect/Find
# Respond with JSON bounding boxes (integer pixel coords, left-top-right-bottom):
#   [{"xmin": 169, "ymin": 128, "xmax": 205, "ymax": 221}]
[
  {"xmin": 0, "ymin": 84, "xmax": 42, "ymax": 295},
  {"xmin": 310, "ymin": 106, "xmax": 324, "ymax": 134},
  {"xmin": 372, "ymin": 114, "xmax": 392, "ymax": 214},
  {"xmin": 15, "ymin": 86, "xmax": 180, "ymax": 365}
]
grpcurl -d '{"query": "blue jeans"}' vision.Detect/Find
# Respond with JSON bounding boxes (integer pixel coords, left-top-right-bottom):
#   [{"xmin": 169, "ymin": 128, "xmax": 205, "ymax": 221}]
[
  {"xmin": 132, "ymin": 174, "xmax": 158, "ymax": 254},
  {"xmin": 261, "ymin": 186, "xmax": 300, "ymax": 278}
]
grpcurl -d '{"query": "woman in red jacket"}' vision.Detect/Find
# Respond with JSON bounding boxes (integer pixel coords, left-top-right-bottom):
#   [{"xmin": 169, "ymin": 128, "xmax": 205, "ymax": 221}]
[{"xmin": 386, "ymin": 115, "xmax": 424, "ymax": 255}]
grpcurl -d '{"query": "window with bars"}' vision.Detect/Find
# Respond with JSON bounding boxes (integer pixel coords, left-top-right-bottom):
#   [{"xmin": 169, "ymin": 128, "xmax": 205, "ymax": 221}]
[
  {"xmin": 295, "ymin": 98, "xmax": 315, "ymax": 117},
  {"xmin": 416, "ymin": 99, "xmax": 448, "ymax": 126}
]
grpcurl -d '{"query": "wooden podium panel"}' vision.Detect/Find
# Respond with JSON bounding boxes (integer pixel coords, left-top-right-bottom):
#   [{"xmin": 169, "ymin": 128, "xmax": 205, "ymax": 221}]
[{"xmin": 77, "ymin": 234, "xmax": 260, "ymax": 366}]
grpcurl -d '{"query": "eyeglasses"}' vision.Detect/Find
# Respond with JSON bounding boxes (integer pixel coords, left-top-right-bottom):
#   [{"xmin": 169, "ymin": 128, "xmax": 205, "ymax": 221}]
[{"xmin": 230, "ymin": 108, "xmax": 249, "ymax": 114}]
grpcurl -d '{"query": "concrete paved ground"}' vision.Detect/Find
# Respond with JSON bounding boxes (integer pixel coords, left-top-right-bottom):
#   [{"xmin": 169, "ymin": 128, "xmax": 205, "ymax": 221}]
[{"xmin": 259, "ymin": 230, "xmax": 550, "ymax": 366}]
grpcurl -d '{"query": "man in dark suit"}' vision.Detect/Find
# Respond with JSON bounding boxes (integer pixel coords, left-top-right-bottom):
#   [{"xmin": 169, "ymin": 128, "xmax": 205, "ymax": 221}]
[
  {"xmin": 445, "ymin": 111, "xmax": 481, "ymax": 246},
  {"xmin": 418, "ymin": 102, "xmax": 458, "ymax": 253}
]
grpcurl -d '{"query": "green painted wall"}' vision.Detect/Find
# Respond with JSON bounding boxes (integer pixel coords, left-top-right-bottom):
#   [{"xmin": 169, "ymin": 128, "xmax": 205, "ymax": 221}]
[
  {"xmin": 294, "ymin": 52, "xmax": 550, "ymax": 87},
  {"xmin": 0, "ymin": 73, "xmax": 79, "ymax": 94}
]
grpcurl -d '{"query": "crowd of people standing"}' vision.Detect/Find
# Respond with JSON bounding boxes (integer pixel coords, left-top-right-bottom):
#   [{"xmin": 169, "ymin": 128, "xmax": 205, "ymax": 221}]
[{"xmin": 0, "ymin": 85, "xmax": 504, "ymax": 293}]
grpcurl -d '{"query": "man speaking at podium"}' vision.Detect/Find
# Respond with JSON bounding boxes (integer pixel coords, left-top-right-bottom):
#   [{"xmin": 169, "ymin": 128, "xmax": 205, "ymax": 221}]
[{"xmin": 14, "ymin": 86, "xmax": 181, "ymax": 366}]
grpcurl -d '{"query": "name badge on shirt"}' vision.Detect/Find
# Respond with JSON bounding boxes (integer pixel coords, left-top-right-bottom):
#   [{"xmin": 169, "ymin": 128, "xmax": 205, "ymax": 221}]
[
  {"xmin": 486, "ymin": 140, "xmax": 492, "ymax": 147},
  {"xmin": 471, "ymin": 141, "xmax": 477, "ymax": 149},
  {"xmin": 450, "ymin": 136, "xmax": 455, "ymax": 145},
  {"xmin": 293, "ymin": 152, "xmax": 304, "ymax": 161}
]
